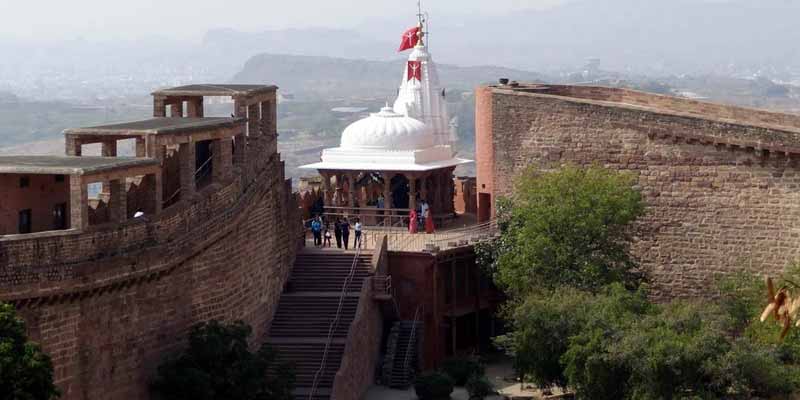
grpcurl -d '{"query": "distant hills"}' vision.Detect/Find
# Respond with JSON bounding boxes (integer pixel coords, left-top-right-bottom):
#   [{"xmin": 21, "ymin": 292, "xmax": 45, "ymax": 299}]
[{"xmin": 231, "ymin": 53, "xmax": 543, "ymax": 98}]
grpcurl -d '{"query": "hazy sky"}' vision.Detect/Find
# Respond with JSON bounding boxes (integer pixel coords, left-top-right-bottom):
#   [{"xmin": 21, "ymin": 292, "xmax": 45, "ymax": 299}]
[{"xmin": 0, "ymin": 0, "xmax": 565, "ymax": 41}]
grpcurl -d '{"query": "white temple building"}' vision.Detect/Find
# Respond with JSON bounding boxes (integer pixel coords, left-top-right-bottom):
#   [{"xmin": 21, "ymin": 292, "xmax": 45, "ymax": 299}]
[{"xmin": 301, "ymin": 17, "xmax": 473, "ymax": 219}]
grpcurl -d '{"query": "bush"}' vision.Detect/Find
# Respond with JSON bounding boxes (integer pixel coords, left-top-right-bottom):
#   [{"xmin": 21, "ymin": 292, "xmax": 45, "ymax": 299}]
[
  {"xmin": 414, "ymin": 371, "xmax": 454, "ymax": 400},
  {"xmin": 465, "ymin": 375, "xmax": 494, "ymax": 399},
  {"xmin": 0, "ymin": 302, "xmax": 61, "ymax": 400},
  {"xmin": 440, "ymin": 356, "xmax": 485, "ymax": 386},
  {"xmin": 150, "ymin": 320, "xmax": 294, "ymax": 400}
]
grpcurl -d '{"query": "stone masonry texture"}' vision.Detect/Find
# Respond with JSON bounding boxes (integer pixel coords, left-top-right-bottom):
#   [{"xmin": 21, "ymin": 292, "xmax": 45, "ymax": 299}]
[
  {"xmin": 476, "ymin": 85, "xmax": 800, "ymax": 300},
  {"xmin": 0, "ymin": 137, "xmax": 298, "ymax": 399}
]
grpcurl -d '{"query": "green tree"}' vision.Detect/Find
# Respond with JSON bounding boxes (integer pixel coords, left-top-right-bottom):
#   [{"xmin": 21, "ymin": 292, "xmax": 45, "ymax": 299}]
[
  {"xmin": 151, "ymin": 320, "xmax": 294, "ymax": 400},
  {"xmin": 485, "ymin": 165, "xmax": 645, "ymax": 298},
  {"xmin": 0, "ymin": 302, "xmax": 60, "ymax": 400}
]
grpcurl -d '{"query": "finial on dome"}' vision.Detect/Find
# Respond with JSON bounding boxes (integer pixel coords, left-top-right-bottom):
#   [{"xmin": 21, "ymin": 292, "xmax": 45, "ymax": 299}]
[{"xmin": 416, "ymin": 0, "xmax": 426, "ymax": 47}]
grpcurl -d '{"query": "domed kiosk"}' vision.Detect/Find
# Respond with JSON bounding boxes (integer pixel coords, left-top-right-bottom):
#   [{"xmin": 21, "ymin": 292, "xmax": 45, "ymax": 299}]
[{"xmin": 300, "ymin": 21, "xmax": 472, "ymax": 221}]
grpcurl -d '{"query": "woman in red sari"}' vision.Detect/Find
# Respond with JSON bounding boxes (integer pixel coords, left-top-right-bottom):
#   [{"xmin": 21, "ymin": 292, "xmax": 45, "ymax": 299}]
[
  {"xmin": 408, "ymin": 209, "xmax": 418, "ymax": 234},
  {"xmin": 424, "ymin": 208, "xmax": 435, "ymax": 233}
]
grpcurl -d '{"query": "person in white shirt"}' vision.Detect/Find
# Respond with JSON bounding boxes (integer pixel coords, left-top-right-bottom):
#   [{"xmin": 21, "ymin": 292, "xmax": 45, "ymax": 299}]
[
  {"xmin": 419, "ymin": 200, "xmax": 429, "ymax": 229},
  {"xmin": 354, "ymin": 218, "xmax": 363, "ymax": 249}
]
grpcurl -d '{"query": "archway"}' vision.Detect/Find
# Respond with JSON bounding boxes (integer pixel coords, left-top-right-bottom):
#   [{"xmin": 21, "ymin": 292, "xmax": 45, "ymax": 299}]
[{"xmin": 391, "ymin": 174, "xmax": 410, "ymax": 209}]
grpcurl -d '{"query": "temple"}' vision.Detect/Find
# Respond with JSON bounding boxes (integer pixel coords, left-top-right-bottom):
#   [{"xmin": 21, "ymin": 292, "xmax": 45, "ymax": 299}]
[{"xmin": 300, "ymin": 21, "xmax": 471, "ymax": 222}]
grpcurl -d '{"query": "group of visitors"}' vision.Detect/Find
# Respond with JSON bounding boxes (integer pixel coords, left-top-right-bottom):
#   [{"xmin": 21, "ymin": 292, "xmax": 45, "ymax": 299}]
[
  {"xmin": 409, "ymin": 199, "xmax": 434, "ymax": 234},
  {"xmin": 309, "ymin": 215, "xmax": 363, "ymax": 249}
]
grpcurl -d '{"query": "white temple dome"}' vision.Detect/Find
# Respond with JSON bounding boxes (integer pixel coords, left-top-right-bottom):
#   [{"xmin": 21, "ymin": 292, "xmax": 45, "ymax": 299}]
[{"xmin": 340, "ymin": 106, "xmax": 435, "ymax": 151}]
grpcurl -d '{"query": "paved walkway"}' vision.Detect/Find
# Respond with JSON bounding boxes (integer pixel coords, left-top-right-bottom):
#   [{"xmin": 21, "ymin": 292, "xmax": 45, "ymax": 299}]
[{"xmin": 363, "ymin": 358, "xmax": 551, "ymax": 400}]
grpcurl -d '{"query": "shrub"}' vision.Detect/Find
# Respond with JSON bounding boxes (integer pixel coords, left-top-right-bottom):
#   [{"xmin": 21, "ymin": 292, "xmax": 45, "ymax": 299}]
[
  {"xmin": 465, "ymin": 374, "xmax": 494, "ymax": 399},
  {"xmin": 414, "ymin": 371, "xmax": 455, "ymax": 400},
  {"xmin": 486, "ymin": 165, "xmax": 645, "ymax": 298},
  {"xmin": 0, "ymin": 302, "xmax": 60, "ymax": 400},
  {"xmin": 440, "ymin": 356, "xmax": 485, "ymax": 386},
  {"xmin": 150, "ymin": 320, "xmax": 294, "ymax": 400}
]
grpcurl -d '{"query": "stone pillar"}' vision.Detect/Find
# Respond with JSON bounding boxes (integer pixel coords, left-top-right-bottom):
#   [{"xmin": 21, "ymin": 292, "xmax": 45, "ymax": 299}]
[
  {"xmin": 383, "ymin": 172, "xmax": 393, "ymax": 225},
  {"xmin": 109, "ymin": 179, "xmax": 127, "ymax": 223},
  {"xmin": 247, "ymin": 103, "xmax": 260, "ymax": 138},
  {"xmin": 331, "ymin": 174, "xmax": 340, "ymax": 206},
  {"xmin": 321, "ymin": 172, "xmax": 332, "ymax": 205},
  {"xmin": 348, "ymin": 172, "xmax": 356, "ymax": 208},
  {"xmin": 186, "ymin": 98, "xmax": 204, "ymax": 117},
  {"xmin": 428, "ymin": 171, "xmax": 442, "ymax": 215},
  {"xmin": 135, "ymin": 137, "xmax": 147, "ymax": 157},
  {"xmin": 440, "ymin": 170, "xmax": 450, "ymax": 215},
  {"xmin": 65, "ymin": 136, "xmax": 82, "ymax": 156},
  {"xmin": 153, "ymin": 96, "xmax": 167, "ymax": 117},
  {"xmin": 142, "ymin": 172, "xmax": 163, "ymax": 215},
  {"xmin": 383, "ymin": 173, "xmax": 393, "ymax": 208},
  {"xmin": 212, "ymin": 138, "xmax": 233, "ymax": 182},
  {"xmin": 179, "ymin": 142, "xmax": 196, "ymax": 198},
  {"xmin": 419, "ymin": 175, "xmax": 428, "ymax": 205},
  {"xmin": 70, "ymin": 176, "xmax": 88, "ymax": 230},
  {"xmin": 170, "ymin": 101, "xmax": 184, "ymax": 118},
  {"xmin": 408, "ymin": 174, "xmax": 417, "ymax": 212},
  {"xmin": 100, "ymin": 141, "xmax": 118, "ymax": 197},
  {"xmin": 233, "ymin": 98, "xmax": 248, "ymax": 167}
]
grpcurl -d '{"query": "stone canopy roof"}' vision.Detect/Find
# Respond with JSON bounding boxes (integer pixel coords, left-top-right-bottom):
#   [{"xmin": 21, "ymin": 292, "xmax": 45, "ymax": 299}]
[
  {"xmin": 64, "ymin": 117, "xmax": 244, "ymax": 137},
  {"xmin": 0, "ymin": 156, "xmax": 159, "ymax": 175},
  {"xmin": 151, "ymin": 84, "xmax": 277, "ymax": 97}
]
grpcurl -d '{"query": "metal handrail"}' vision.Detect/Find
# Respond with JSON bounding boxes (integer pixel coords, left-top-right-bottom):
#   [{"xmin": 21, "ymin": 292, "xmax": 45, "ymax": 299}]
[
  {"xmin": 161, "ymin": 156, "xmax": 215, "ymax": 206},
  {"xmin": 401, "ymin": 304, "xmax": 423, "ymax": 386},
  {"xmin": 307, "ymin": 246, "xmax": 363, "ymax": 399}
]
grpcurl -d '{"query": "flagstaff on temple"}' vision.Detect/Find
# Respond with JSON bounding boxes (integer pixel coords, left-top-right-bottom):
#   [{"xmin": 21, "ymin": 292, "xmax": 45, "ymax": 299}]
[{"xmin": 300, "ymin": 12, "xmax": 473, "ymax": 226}]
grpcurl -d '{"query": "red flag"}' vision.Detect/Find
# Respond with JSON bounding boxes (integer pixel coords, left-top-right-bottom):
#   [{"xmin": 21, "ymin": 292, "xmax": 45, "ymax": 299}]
[
  {"xmin": 407, "ymin": 61, "xmax": 422, "ymax": 82},
  {"xmin": 398, "ymin": 26, "xmax": 420, "ymax": 52}
]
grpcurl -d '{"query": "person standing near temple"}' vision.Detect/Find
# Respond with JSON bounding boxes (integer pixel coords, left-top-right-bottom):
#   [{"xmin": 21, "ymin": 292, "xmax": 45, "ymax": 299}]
[
  {"xmin": 341, "ymin": 217, "xmax": 351, "ymax": 250},
  {"xmin": 334, "ymin": 218, "xmax": 343, "ymax": 248},
  {"xmin": 424, "ymin": 207, "xmax": 435, "ymax": 234},
  {"xmin": 311, "ymin": 217, "xmax": 322, "ymax": 247},
  {"xmin": 354, "ymin": 218, "xmax": 363, "ymax": 249},
  {"xmin": 408, "ymin": 209, "xmax": 418, "ymax": 234},
  {"xmin": 420, "ymin": 199, "xmax": 429, "ymax": 229}
]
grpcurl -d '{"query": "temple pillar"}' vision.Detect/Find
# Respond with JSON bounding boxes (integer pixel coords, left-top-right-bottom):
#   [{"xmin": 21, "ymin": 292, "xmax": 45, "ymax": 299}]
[
  {"xmin": 212, "ymin": 138, "xmax": 233, "ymax": 182},
  {"xmin": 109, "ymin": 179, "xmax": 127, "ymax": 223},
  {"xmin": 186, "ymin": 98, "xmax": 204, "ymax": 117},
  {"xmin": 408, "ymin": 174, "xmax": 417, "ymax": 212},
  {"xmin": 420, "ymin": 174, "xmax": 428, "ymax": 205},
  {"xmin": 320, "ymin": 172, "xmax": 331, "ymax": 205},
  {"xmin": 135, "ymin": 137, "xmax": 147, "ymax": 157},
  {"xmin": 383, "ymin": 172, "xmax": 393, "ymax": 226},
  {"xmin": 170, "ymin": 100, "xmax": 184, "ymax": 118},
  {"xmin": 179, "ymin": 142, "xmax": 196, "ymax": 198},
  {"xmin": 348, "ymin": 172, "xmax": 357, "ymax": 208},
  {"xmin": 70, "ymin": 177, "xmax": 88, "ymax": 230}
]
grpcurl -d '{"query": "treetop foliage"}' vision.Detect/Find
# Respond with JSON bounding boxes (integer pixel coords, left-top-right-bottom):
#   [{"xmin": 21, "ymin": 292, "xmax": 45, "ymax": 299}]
[
  {"xmin": 0, "ymin": 302, "xmax": 60, "ymax": 400},
  {"xmin": 150, "ymin": 320, "xmax": 294, "ymax": 400}
]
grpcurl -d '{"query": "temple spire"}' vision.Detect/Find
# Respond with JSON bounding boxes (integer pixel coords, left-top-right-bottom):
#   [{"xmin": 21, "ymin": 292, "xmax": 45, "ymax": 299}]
[{"xmin": 416, "ymin": 0, "xmax": 426, "ymax": 48}]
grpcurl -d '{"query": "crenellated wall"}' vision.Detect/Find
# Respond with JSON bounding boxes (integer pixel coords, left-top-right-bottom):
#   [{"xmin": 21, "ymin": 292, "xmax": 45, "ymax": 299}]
[
  {"xmin": 0, "ymin": 138, "xmax": 299, "ymax": 399},
  {"xmin": 476, "ymin": 85, "xmax": 800, "ymax": 299}
]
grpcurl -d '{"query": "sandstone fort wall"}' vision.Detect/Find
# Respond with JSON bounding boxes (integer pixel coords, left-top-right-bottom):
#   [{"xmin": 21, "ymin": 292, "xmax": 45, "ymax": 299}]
[
  {"xmin": 477, "ymin": 86, "xmax": 800, "ymax": 299},
  {"xmin": 0, "ymin": 140, "xmax": 298, "ymax": 399}
]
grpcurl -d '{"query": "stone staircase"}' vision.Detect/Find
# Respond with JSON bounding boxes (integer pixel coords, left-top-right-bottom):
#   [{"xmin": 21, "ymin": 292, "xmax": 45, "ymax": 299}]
[
  {"xmin": 267, "ymin": 250, "xmax": 373, "ymax": 400},
  {"xmin": 382, "ymin": 320, "xmax": 423, "ymax": 389}
]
